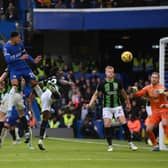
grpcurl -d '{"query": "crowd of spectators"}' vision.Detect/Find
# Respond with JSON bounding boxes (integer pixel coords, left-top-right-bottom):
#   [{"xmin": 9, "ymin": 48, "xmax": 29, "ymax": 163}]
[{"xmin": 35, "ymin": 0, "xmax": 168, "ymax": 8}]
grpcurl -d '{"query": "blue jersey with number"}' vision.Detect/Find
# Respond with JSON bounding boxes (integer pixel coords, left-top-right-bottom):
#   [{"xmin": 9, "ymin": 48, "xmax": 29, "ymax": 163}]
[{"xmin": 3, "ymin": 41, "xmax": 34, "ymax": 71}]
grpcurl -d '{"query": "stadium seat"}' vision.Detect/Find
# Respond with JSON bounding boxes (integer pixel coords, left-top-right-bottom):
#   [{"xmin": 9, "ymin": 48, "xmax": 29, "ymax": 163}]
[
  {"xmin": 97, "ymin": 73, "xmax": 105, "ymax": 80},
  {"xmin": 85, "ymin": 73, "xmax": 92, "ymax": 79},
  {"xmin": 73, "ymin": 72, "xmax": 82, "ymax": 79}
]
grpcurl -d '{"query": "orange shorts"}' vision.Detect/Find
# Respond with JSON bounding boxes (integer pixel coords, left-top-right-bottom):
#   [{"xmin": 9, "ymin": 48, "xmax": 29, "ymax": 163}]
[{"xmin": 145, "ymin": 111, "xmax": 168, "ymax": 126}]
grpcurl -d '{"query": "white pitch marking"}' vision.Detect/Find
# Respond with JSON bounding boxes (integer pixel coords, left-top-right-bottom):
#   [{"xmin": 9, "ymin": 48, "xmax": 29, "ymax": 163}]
[
  {"xmin": 0, "ymin": 158, "xmax": 168, "ymax": 162},
  {"xmin": 48, "ymin": 137, "xmax": 152, "ymax": 150}
]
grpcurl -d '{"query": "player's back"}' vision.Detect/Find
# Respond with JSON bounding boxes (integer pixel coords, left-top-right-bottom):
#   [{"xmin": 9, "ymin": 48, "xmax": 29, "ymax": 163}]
[{"xmin": 3, "ymin": 42, "xmax": 30, "ymax": 71}]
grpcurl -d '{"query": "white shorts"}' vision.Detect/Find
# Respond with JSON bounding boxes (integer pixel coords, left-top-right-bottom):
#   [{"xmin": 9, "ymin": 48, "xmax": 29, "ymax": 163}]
[
  {"xmin": 13, "ymin": 93, "xmax": 25, "ymax": 111},
  {"xmin": 102, "ymin": 106, "xmax": 125, "ymax": 119},
  {"xmin": 41, "ymin": 89, "xmax": 53, "ymax": 112},
  {"xmin": 0, "ymin": 93, "xmax": 9, "ymax": 113}
]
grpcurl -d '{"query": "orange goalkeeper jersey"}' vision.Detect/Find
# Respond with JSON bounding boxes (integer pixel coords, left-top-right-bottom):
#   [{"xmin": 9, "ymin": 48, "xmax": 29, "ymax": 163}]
[{"xmin": 135, "ymin": 83, "xmax": 168, "ymax": 114}]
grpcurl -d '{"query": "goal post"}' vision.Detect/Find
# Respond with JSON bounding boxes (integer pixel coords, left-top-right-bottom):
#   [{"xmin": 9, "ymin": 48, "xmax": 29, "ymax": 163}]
[{"xmin": 159, "ymin": 37, "xmax": 168, "ymax": 150}]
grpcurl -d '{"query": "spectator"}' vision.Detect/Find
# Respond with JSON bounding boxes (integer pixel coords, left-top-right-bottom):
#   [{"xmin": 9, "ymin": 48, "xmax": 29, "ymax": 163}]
[
  {"xmin": 62, "ymin": 110, "xmax": 75, "ymax": 128},
  {"xmin": 144, "ymin": 54, "xmax": 154, "ymax": 75},
  {"xmin": 71, "ymin": 87, "xmax": 81, "ymax": 108},
  {"xmin": 90, "ymin": 77, "xmax": 97, "ymax": 92},
  {"xmin": 71, "ymin": 60, "xmax": 82, "ymax": 73},
  {"xmin": 90, "ymin": 0, "xmax": 101, "ymax": 8},
  {"xmin": 80, "ymin": 103, "xmax": 88, "ymax": 121},
  {"xmin": 0, "ymin": 1, "xmax": 3, "ymax": 16},
  {"xmin": 55, "ymin": 0, "xmax": 66, "ymax": 8},
  {"xmin": 132, "ymin": 54, "xmax": 144, "ymax": 81},
  {"xmin": 83, "ymin": 87, "xmax": 92, "ymax": 101},
  {"xmin": 80, "ymin": 115, "xmax": 99, "ymax": 138},
  {"xmin": 66, "ymin": 71, "xmax": 75, "ymax": 82},
  {"xmin": 49, "ymin": 115, "xmax": 60, "ymax": 128},
  {"xmin": 56, "ymin": 55, "xmax": 64, "ymax": 70},
  {"xmin": 63, "ymin": 64, "xmax": 70, "ymax": 73},
  {"xmin": 78, "ymin": 0, "xmax": 90, "ymax": 8},
  {"xmin": 102, "ymin": 0, "xmax": 113, "ymax": 8},
  {"xmin": 127, "ymin": 114, "xmax": 141, "ymax": 141},
  {"xmin": 50, "ymin": 0, "xmax": 58, "ymax": 7},
  {"xmin": 139, "ymin": 106, "xmax": 148, "ymax": 123},
  {"xmin": 5, "ymin": 2, "xmax": 18, "ymax": 20},
  {"xmin": 131, "ymin": 100, "xmax": 140, "ymax": 117},
  {"xmin": 41, "ymin": 0, "xmax": 52, "ymax": 8},
  {"xmin": 29, "ymin": 111, "xmax": 37, "ymax": 128},
  {"xmin": 67, "ymin": 0, "xmax": 78, "ymax": 8}
]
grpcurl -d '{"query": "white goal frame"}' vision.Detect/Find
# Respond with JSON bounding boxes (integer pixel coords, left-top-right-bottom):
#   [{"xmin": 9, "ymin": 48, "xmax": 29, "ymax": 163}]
[{"xmin": 159, "ymin": 37, "xmax": 168, "ymax": 150}]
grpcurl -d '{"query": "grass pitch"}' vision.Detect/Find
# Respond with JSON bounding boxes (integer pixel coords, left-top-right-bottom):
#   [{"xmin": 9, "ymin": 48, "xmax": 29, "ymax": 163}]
[{"xmin": 0, "ymin": 137, "xmax": 168, "ymax": 168}]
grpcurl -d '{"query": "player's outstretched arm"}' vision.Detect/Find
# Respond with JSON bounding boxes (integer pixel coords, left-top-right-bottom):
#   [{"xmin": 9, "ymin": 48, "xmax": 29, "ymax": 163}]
[
  {"xmin": 132, "ymin": 86, "xmax": 148, "ymax": 97},
  {"xmin": 59, "ymin": 79, "xmax": 74, "ymax": 86},
  {"xmin": 86, "ymin": 91, "xmax": 98, "ymax": 108}
]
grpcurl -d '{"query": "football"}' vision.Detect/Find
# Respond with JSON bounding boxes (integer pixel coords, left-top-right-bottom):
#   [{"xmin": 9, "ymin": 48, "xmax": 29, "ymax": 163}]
[{"xmin": 121, "ymin": 51, "xmax": 133, "ymax": 62}]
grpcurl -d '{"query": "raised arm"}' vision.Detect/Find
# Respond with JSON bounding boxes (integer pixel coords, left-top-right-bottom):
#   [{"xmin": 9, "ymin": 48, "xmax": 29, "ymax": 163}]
[{"xmin": 88, "ymin": 91, "xmax": 99, "ymax": 108}]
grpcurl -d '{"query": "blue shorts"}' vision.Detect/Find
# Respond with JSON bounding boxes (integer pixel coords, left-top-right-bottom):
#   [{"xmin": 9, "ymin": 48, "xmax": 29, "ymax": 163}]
[
  {"xmin": 10, "ymin": 69, "xmax": 36, "ymax": 81},
  {"xmin": 5, "ymin": 106, "xmax": 30, "ymax": 126},
  {"xmin": 5, "ymin": 107, "xmax": 19, "ymax": 126}
]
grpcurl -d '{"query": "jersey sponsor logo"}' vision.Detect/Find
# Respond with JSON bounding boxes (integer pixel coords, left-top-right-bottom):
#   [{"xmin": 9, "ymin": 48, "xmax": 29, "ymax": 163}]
[
  {"xmin": 106, "ymin": 91, "xmax": 117, "ymax": 95},
  {"xmin": 13, "ymin": 52, "xmax": 22, "ymax": 58},
  {"xmin": 113, "ymin": 83, "xmax": 118, "ymax": 90}
]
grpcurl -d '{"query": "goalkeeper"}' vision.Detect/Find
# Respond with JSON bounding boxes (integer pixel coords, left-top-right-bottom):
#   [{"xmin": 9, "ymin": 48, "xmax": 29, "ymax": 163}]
[{"xmin": 131, "ymin": 72, "xmax": 168, "ymax": 151}]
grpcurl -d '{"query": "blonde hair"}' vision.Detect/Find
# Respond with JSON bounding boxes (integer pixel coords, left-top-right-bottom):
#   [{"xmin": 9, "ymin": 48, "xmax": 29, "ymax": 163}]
[{"xmin": 105, "ymin": 66, "xmax": 114, "ymax": 71}]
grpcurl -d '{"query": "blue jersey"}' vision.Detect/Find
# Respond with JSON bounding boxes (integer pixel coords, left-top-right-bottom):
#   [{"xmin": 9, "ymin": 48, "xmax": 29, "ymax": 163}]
[{"xmin": 3, "ymin": 41, "xmax": 34, "ymax": 71}]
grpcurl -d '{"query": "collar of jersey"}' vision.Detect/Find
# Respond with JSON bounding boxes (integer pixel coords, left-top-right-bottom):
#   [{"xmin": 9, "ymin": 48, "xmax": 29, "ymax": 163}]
[{"xmin": 105, "ymin": 79, "xmax": 114, "ymax": 83}]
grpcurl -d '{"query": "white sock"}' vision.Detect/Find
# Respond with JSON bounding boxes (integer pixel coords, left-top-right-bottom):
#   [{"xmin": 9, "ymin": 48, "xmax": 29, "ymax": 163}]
[
  {"xmin": 1, "ymin": 127, "xmax": 8, "ymax": 142},
  {"xmin": 38, "ymin": 139, "xmax": 43, "ymax": 144},
  {"xmin": 15, "ymin": 127, "xmax": 20, "ymax": 140}
]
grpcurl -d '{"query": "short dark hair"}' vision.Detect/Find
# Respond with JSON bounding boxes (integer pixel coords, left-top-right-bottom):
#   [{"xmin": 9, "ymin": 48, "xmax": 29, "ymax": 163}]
[
  {"xmin": 10, "ymin": 32, "xmax": 19, "ymax": 38},
  {"xmin": 151, "ymin": 72, "xmax": 160, "ymax": 78}
]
